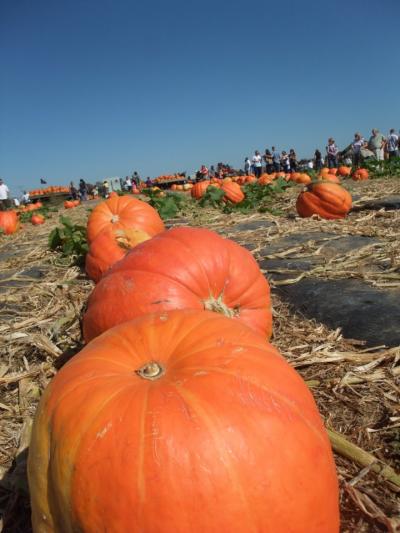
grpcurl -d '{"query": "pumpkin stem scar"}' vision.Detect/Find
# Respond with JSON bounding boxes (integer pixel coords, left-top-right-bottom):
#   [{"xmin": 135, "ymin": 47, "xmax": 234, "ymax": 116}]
[
  {"xmin": 136, "ymin": 361, "xmax": 165, "ymax": 381},
  {"xmin": 111, "ymin": 214, "xmax": 120, "ymax": 223},
  {"xmin": 203, "ymin": 294, "xmax": 239, "ymax": 318}
]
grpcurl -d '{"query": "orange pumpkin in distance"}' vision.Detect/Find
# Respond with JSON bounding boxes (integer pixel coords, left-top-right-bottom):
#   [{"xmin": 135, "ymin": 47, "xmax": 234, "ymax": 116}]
[
  {"xmin": 83, "ymin": 226, "xmax": 272, "ymax": 342},
  {"xmin": 0, "ymin": 211, "xmax": 20, "ymax": 235},
  {"xmin": 191, "ymin": 180, "xmax": 210, "ymax": 199},
  {"xmin": 85, "ymin": 226, "xmax": 151, "ymax": 283},
  {"xmin": 258, "ymin": 174, "xmax": 274, "ymax": 185},
  {"xmin": 28, "ymin": 310, "xmax": 339, "ymax": 533},
  {"xmin": 31, "ymin": 214, "xmax": 45, "ymax": 225},
  {"xmin": 221, "ymin": 182, "xmax": 244, "ymax": 203},
  {"xmin": 296, "ymin": 182, "xmax": 352, "ymax": 220},
  {"xmin": 337, "ymin": 166, "xmax": 351, "ymax": 177},
  {"xmin": 352, "ymin": 168, "xmax": 369, "ymax": 181},
  {"xmin": 86, "ymin": 195, "xmax": 165, "ymax": 244},
  {"xmin": 293, "ymin": 173, "xmax": 312, "ymax": 185},
  {"xmin": 320, "ymin": 173, "xmax": 341, "ymax": 184}
]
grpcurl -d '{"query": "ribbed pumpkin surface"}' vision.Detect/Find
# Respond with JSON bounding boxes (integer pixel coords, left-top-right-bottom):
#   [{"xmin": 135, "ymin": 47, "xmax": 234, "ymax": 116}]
[{"xmin": 28, "ymin": 310, "xmax": 339, "ymax": 533}]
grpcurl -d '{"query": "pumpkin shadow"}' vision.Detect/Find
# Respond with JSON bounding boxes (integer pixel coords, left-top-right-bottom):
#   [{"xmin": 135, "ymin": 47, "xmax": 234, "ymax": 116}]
[
  {"xmin": 0, "ymin": 449, "xmax": 32, "ymax": 532},
  {"xmin": 54, "ymin": 342, "xmax": 85, "ymax": 370}
]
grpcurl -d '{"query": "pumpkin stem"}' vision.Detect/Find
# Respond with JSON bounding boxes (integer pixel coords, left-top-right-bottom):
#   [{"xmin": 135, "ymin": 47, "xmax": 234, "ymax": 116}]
[
  {"xmin": 203, "ymin": 294, "xmax": 238, "ymax": 318},
  {"xmin": 136, "ymin": 361, "xmax": 165, "ymax": 381},
  {"xmin": 111, "ymin": 214, "xmax": 120, "ymax": 223}
]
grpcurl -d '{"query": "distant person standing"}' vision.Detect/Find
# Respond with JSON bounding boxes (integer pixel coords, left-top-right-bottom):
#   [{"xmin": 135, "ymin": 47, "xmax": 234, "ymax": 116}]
[
  {"xmin": 368, "ymin": 129, "xmax": 385, "ymax": 161},
  {"xmin": 289, "ymin": 149, "xmax": 297, "ymax": 172},
  {"xmin": 351, "ymin": 133, "xmax": 367, "ymax": 167},
  {"xmin": 0, "ymin": 179, "xmax": 10, "ymax": 210},
  {"xmin": 132, "ymin": 171, "xmax": 141, "ymax": 187},
  {"xmin": 244, "ymin": 157, "xmax": 251, "ymax": 174},
  {"xmin": 264, "ymin": 150, "xmax": 273, "ymax": 173},
  {"xmin": 124, "ymin": 176, "xmax": 132, "ymax": 192},
  {"xmin": 272, "ymin": 147, "xmax": 281, "ymax": 172},
  {"xmin": 21, "ymin": 191, "xmax": 30, "ymax": 205},
  {"xmin": 386, "ymin": 129, "xmax": 399, "ymax": 158},
  {"xmin": 102, "ymin": 180, "xmax": 110, "ymax": 198},
  {"xmin": 280, "ymin": 151, "xmax": 290, "ymax": 173},
  {"xmin": 79, "ymin": 179, "xmax": 88, "ymax": 201},
  {"xmin": 252, "ymin": 150, "xmax": 263, "ymax": 178},
  {"xmin": 314, "ymin": 149, "xmax": 323, "ymax": 171},
  {"xmin": 326, "ymin": 138, "xmax": 339, "ymax": 168},
  {"xmin": 70, "ymin": 181, "xmax": 78, "ymax": 200},
  {"xmin": 0, "ymin": 179, "xmax": 10, "ymax": 211},
  {"xmin": 199, "ymin": 165, "xmax": 209, "ymax": 180}
]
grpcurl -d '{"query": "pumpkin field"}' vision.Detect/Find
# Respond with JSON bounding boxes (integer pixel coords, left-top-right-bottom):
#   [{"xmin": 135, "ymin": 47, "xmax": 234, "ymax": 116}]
[{"xmin": 0, "ymin": 170, "xmax": 399, "ymax": 532}]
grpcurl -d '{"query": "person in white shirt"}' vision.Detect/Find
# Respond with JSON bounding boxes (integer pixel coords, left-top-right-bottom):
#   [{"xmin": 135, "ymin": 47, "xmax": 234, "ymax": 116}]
[
  {"xmin": 387, "ymin": 129, "xmax": 399, "ymax": 158},
  {"xmin": 124, "ymin": 176, "xmax": 132, "ymax": 192},
  {"xmin": 21, "ymin": 191, "xmax": 30, "ymax": 204},
  {"xmin": 252, "ymin": 150, "xmax": 263, "ymax": 178},
  {"xmin": 0, "ymin": 179, "xmax": 10, "ymax": 211}
]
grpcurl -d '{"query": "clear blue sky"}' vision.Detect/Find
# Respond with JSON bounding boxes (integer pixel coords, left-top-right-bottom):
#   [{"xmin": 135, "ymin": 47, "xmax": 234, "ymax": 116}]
[{"xmin": 1, "ymin": 0, "xmax": 399, "ymax": 194}]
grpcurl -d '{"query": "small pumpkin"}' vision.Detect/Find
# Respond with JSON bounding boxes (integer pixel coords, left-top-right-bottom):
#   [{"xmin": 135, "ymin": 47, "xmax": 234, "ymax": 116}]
[
  {"xmin": 64, "ymin": 200, "xmax": 75, "ymax": 209},
  {"xmin": 293, "ymin": 173, "xmax": 312, "ymax": 185},
  {"xmin": 258, "ymin": 174, "xmax": 273, "ymax": 185},
  {"xmin": 31, "ymin": 214, "xmax": 45, "ymax": 225},
  {"xmin": 0, "ymin": 210, "xmax": 19, "ymax": 235},
  {"xmin": 337, "ymin": 166, "xmax": 351, "ymax": 177},
  {"xmin": 328, "ymin": 168, "xmax": 338, "ymax": 175},
  {"xmin": 87, "ymin": 195, "xmax": 165, "ymax": 244},
  {"xmin": 296, "ymin": 182, "xmax": 352, "ymax": 220},
  {"xmin": 221, "ymin": 182, "xmax": 244, "ymax": 204},
  {"xmin": 191, "ymin": 181, "xmax": 210, "ymax": 200},
  {"xmin": 83, "ymin": 226, "xmax": 272, "ymax": 342},
  {"xmin": 352, "ymin": 168, "xmax": 369, "ymax": 181},
  {"xmin": 28, "ymin": 310, "xmax": 339, "ymax": 533}
]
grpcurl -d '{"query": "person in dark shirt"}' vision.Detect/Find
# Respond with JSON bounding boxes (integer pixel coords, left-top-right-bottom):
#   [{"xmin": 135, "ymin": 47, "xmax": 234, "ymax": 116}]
[
  {"xmin": 289, "ymin": 149, "xmax": 297, "ymax": 172},
  {"xmin": 79, "ymin": 179, "xmax": 88, "ymax": 201},
  {"xmin": 314, "ymin": 149, "xmax": 323, "ymax": 171}
]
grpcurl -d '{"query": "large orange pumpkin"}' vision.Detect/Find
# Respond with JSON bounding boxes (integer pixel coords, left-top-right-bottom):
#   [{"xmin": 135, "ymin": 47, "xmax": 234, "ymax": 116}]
[
  {"xmin": 0, "ymin": 211, "xmax": 19, "ymax": 235},
  {"xmin": 85, "ymin": 226, "xmax": 151, "ymax": 283},
  {"xmin": 221, "ymin": 182, "xmax": 244, "ymax": 203},
  {"xmin": 83, "ymin": 226, "xmax": 272, "ymax": 342},
  {"xmin": 86, "ymin": 195, "xmax": 165, "ymax": 244},
  {"xmin": 28, "ymin": 310, "xmax": 339, "ymax": 533},
  {"xmin": 296, "ymin": 182, "xmax": 352, "ymax": 220},
  {"xmin": 352, "ymin": 168, "xmax": 369, "ymax": 181},
  {"xmin": 191, "ymin": 180, "xmax": 210, "ymax": 199}
]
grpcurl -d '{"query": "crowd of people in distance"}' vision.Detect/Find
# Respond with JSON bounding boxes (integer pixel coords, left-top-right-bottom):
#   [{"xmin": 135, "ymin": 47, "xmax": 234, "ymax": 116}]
[{"xmin": 239, "ymin": 128, "xmax": 400, "ymax": 179}]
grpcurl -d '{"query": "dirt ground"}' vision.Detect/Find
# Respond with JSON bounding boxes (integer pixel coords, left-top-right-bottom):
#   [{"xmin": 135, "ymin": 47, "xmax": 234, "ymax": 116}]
[{"xmin": 0, "ymin": 178, "xmax": 399, "ymax": 532}]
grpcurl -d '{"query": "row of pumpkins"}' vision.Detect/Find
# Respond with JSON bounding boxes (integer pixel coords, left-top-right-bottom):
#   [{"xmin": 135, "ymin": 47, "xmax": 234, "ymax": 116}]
[
  {"xmin": 29, "ymin": 185, "xmax": 70, "ymax": 196},
  {"xmin": 28, "ymin": 192, "xmax": 340, "ymax": 532},
  {"xmin": 0, "ymin": 203, "xmax": 48, "ymax": 233},
  {"xmin": 189, "ymin": 166, "xmax": 368, "ymax": 220}
]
